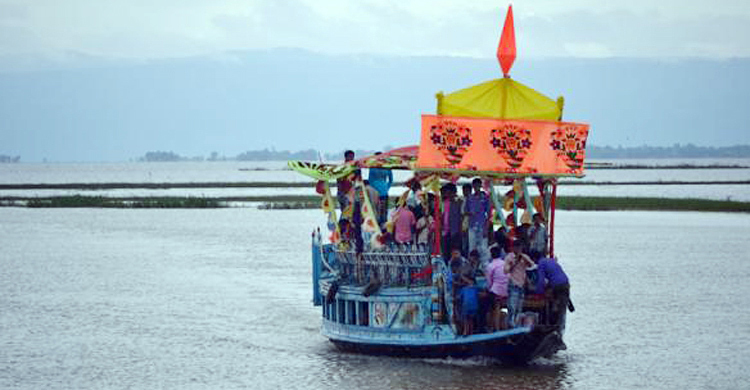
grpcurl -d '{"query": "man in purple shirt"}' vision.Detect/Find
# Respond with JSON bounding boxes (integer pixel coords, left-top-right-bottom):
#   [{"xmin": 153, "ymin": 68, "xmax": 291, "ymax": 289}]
[
  {"xmin": 536, "ymin": 256, "xmax": 574, "ymax": 325},
  {"xmin": 465, "ymin": 178, "xmax": 491, "ymax": 266}
]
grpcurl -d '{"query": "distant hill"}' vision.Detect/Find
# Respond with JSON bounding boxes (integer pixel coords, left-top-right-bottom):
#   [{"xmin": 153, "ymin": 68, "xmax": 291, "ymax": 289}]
[
  {"xmin": 587, "ymin": 144, "xmax": 750, "ymax": 159},
  {"xmin": 134, "ymin": 144, "xmax": 750, "ymax": 163},
  {"xmin": 1, "ymin": 49, "xmax": 748, "ymax": 162}
]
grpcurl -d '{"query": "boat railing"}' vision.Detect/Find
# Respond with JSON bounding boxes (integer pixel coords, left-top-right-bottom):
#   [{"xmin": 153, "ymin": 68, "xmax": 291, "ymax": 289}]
[{"xmin": 331, "ymin": 244, "xmax": 432, "ymax": 287}]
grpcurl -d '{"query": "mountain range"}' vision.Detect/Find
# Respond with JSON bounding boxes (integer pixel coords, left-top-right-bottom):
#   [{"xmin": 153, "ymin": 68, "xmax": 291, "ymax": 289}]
[{"xmin": 1, "ymin": 49, "xmax": 748, "ymax": 162}]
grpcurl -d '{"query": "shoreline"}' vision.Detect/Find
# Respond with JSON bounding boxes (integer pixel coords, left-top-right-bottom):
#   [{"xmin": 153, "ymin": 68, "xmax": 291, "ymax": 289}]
[
  {"xmin": 0, "ymin": 179, "xmax": 749, "ymax": 190},
  {"xmin": 2, "ymin": 195, "xmax": 748, "ymax": 213}
]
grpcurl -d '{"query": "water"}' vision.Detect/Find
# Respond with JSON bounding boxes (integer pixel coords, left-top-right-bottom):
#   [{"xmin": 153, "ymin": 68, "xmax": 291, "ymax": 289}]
[
  {"xmin": 1, "ymin": 159, "xmax": 750, "ymax": 185},
  {"xmin": 1, "ymin": 159, "xmax": 749, "ymax": 202},
  {"xmin": 1, "ymin": 208, "xmax": 749, "ymax": 389}
]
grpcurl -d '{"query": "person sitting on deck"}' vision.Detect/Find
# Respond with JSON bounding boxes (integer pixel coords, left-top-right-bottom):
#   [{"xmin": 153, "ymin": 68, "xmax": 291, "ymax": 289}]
[
  {"xmin": 485, "ymin": 246, "xmax": 509, "ymax": 330},
  {"xmin": 536, "ymin": 254, "xmax": 574, "ymax": 325},
  {"xmin": 528, "ymin": 213, "xmax": 548, "ymax": 261},
  {"xmin": 448, "ymin": 248, "xmax": 467, "ymax": 278},
  {"xmin": 336, "ymin": 150, "xmax": 355, "ymax": 211},
  {"xmin": 504, "ymin": 240, "xmax": 535, "ymax": 328},
  {"xmin": 392, "ymin": 204, "xmax": 416, "ymax": 245}
]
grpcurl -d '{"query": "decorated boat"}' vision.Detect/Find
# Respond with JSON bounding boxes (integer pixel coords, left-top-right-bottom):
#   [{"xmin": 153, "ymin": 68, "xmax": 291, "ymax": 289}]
[{"xmin": 289, "ymin": 6, "xmax": 590, "ymax": 364}]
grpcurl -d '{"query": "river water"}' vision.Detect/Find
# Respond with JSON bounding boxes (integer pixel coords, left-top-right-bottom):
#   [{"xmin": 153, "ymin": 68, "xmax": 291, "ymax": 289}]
[
  {"xmin": 1, "ymin": 159, "xmax": 750, "ymax": 202},
  {"xmin": 1, "ymin": 207, "xmax": 748, "ymax": 389}
]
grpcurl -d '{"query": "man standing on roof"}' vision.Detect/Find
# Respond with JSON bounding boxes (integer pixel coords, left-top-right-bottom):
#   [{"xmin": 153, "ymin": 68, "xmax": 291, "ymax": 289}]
[
  {"xmin": 336, "ymin": 150, "xmax": 355, "ymax": 211},
  {"xmin": 368, "ymin": 152, "xmax": 393, "ymax": 225},
  {"xmin": 465, "ymin": 178, "xmax": 491, "ymax": 267}
]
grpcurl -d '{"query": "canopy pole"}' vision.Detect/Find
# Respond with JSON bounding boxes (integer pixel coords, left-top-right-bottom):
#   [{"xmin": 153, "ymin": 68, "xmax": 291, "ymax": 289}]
[
  {"xmin": 549, "ymin": 180, "xmax": 557, "ymax": 258},
  {"xmin": 433, "ymin": 190, "xmax": 442, "ymax": 257},
  {"xmin": 436, "ymin": 92, "xmax": 444, "ymax": 116},
  {"xmin": 512, "ymin": 179, "xmax": 519, "ymax": 229},
  {"xmin": 489, "ymin": 184, "xmax": 508, "ymax": 230},
  {"xmin": 522, "ymin": 179, "xmax": 535, "ymax": 217}
]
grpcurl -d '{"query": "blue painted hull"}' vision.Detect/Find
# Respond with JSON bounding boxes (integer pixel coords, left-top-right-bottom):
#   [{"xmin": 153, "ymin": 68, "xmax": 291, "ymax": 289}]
[
  {"xmin": 313, "ymin": 243, "xmax": 568, "ymax": 364},
  {"xmin": 324, "ymin": 322, "xmax": 564, "ymax": 364}
]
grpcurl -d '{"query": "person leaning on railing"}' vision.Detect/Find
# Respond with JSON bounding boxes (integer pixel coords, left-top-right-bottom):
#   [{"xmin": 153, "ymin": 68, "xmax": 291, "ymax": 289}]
[
  {"xmin": 392, "ymin": 204, "xmax": 416, "ymax": 244},
  {"xmin": 485, "ymin": 246, "xmax": 509, "ymax": 330},
  {"xmin": 503, "ymin": 240, "xmax": 535, "ymax": 328},
  {"xmin": 535, "ymin": 253, "xmax": 574, "ymax": 325}
]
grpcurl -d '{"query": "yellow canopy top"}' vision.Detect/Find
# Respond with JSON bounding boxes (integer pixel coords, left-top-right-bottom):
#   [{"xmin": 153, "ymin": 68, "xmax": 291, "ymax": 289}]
[{"xmin": 437, "ymin": 78, "xmax": 563, "ymax": 121}]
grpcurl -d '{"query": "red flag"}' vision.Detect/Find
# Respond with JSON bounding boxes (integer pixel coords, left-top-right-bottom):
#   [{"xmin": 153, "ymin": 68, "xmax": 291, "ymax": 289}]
[{"xmin": 497, "ymin": 5, "xmax": 516, "ymax": 77}]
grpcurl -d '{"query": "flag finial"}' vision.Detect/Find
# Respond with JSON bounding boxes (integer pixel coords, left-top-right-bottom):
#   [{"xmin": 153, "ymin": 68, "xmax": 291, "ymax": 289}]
[{"xmin": 497, "ymin": 5, "xmax": 516, "ymax": 77}]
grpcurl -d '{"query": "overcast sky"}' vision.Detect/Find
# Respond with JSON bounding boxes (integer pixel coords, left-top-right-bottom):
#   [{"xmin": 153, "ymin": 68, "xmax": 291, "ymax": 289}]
[{"xmin": 1, "ymin": 0, "xmax": 749, "ymax": 64}]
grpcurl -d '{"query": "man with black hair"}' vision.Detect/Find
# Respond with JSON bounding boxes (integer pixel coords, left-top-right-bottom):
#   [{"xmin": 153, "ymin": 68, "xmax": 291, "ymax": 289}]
[{"xmin": 336, "ymin": 150, "xmax": 355, "ymax": 211}]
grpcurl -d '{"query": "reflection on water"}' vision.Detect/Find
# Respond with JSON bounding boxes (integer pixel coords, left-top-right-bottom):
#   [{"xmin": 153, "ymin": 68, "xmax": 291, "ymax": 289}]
[{"xmin": 0, "ymin": 208, "xmax": 748, "ymax": 389}]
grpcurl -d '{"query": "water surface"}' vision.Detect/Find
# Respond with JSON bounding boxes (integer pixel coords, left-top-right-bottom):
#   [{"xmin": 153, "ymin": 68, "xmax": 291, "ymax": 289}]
[{"xmin": 0, "ymin": 208, "xmax": 748, "ymax": 389}]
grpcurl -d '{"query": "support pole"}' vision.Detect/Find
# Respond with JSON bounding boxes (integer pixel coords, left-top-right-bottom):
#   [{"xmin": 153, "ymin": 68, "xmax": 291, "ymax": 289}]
[
  {"xmin": 433, "ymin": 190, "xmax": 442, "ymax": 257},
  {"xmin": 512, "ymin": 179, "xmax": 520, "ymax": 229},
  {"xmin": 549, "ymin": 181, "xmax": 557, "ymax": 258}
]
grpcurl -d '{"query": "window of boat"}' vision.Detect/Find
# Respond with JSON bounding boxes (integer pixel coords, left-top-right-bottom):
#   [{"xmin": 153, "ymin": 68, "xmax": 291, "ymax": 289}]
[
  {"xmin": 347, "ymin": 300, "xmax": 357, "ymax": 325},
  {"xmin": 337, "ymin": 299, "xmax": 346, "ymax": 324},
  {"xmin": 358, "ymin": 301, "xmax": 369, "ymax": 327}
]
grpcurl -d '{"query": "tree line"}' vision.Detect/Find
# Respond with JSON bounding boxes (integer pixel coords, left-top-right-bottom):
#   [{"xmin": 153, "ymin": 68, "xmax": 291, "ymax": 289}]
[{"xmin": 136, "ymin": 144, "xmax": 750, "ymax": 162}]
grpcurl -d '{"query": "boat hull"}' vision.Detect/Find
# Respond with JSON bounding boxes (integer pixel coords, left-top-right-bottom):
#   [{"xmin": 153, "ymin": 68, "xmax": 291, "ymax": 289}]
[{"xmin": 324, "ymin": 324, "xmax": 565, "ymax": 364}]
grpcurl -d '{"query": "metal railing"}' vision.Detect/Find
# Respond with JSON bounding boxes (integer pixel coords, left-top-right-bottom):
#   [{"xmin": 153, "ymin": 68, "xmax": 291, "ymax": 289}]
[{"xmin": 330, "ymin": 244, "xmax": 432, "ymax": 286}]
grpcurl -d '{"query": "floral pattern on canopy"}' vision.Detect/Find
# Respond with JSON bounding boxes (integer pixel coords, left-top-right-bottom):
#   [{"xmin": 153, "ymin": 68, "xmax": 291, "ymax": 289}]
[{"xmin": 417, "ymin": 115, "xmax": 590, "ymax": 177}]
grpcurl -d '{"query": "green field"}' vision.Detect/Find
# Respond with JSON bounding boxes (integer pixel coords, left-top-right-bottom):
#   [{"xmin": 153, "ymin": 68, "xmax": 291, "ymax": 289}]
[{"xmin": 5, "ymin": 194, "xmax": 747, "ymax": 213}]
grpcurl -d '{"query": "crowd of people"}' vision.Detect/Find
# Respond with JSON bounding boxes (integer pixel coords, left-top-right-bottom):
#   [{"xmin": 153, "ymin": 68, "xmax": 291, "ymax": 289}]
[{"xmin": 332, "ymin": 150, "xmax": 573, "ymax": 334}]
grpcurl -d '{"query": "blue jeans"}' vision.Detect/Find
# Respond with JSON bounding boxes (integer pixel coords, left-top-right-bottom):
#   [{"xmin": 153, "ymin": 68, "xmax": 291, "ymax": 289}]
[
  {"xmin": 468, "ymin": 226, "xmax": 490, "ymax": 266},
  {"xmin": 507, "ymin": 284, "xmax": 525, "ymax": 327}
]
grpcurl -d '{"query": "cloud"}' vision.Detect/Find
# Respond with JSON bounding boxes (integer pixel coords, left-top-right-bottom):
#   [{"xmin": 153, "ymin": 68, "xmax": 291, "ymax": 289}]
[{"xmin": 0, "ymin": 0, "xmax": 748, "ymax": 68}]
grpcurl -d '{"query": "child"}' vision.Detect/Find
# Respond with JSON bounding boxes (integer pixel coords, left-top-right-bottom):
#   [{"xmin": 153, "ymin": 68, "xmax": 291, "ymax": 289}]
[{"xmin": 458, "ymin": 278, "xmax": 479, "ymax": 336}]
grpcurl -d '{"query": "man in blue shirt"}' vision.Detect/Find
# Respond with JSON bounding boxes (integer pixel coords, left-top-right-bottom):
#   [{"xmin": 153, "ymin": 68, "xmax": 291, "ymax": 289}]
[
  {"xmin": 367, "ymin": 152, "xmax": 393, "ymax": 224},
  {"xmin": 465, "ymin": 178, "xmax": 491, "ymax": 266}
]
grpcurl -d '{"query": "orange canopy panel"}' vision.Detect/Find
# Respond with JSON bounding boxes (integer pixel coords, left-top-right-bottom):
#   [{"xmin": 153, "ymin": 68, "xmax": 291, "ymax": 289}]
[{"xmin": 416, "ymin": 115, "xmax": 590, "ymax": 177}]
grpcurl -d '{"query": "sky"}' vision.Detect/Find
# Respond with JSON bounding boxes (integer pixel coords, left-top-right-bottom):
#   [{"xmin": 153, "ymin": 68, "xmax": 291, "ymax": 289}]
[
  {"xmin": 1, "ymin": 0, "xmax": 749, "ymax": 63},
  {"xmin": 0, "ymin": 1, "xmax": 749, "ymax": 162}
]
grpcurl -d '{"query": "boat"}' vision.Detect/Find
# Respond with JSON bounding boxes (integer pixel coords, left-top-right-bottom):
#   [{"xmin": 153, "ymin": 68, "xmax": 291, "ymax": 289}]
[{"xmin": 288, "ymin": 6, "xmax": 590, "ymax": 364}]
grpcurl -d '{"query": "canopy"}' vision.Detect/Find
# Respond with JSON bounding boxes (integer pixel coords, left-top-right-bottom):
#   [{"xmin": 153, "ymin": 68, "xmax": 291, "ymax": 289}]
[
  {"xmin": 354, "ymin": 146, "xmax": 418, "ymax": 169},
  {"xmin": 287, "ymin": 161, "xmax": 354, "ymax": 181},
  {"xmin": 416, "ymin": 115, "xmax": 589, "ymax": 177},
  {"xmin": 437, "ymin": 78, "xmax": 562, "ymax": 121},
  {"xmin": 288, "ymin": 146, "xmax": 419, "ymax": 181}
]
